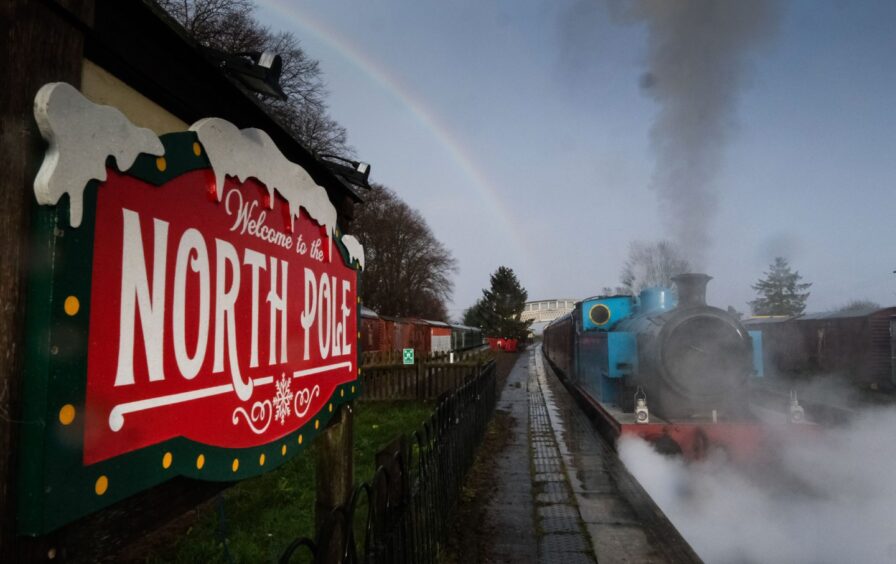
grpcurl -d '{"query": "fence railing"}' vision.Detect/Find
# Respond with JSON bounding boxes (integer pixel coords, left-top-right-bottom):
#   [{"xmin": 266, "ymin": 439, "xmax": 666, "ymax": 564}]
[
  {"xmin": 360, "ymin": 349, "xmax": 492, "ymax": 400},
  {"xmin": 360, "ymin": 347, "xmax": 488, "ymax": 368},
  {"xmin": 280, "ymin": 359, "xmax": 497, "ymax": 563}
]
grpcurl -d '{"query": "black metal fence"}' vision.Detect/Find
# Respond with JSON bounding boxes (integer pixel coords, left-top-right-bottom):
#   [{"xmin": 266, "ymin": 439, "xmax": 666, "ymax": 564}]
[{"xmin": 280, "ymin": 359, "xmax": 497, "ymax": 563}]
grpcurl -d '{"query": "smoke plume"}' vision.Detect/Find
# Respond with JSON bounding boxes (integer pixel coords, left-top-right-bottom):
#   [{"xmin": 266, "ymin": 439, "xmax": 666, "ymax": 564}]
[
  {"xmin": 614, "ymin": 0, "xmax": 778, "ymax": 265},
  {"xmin": 620, "ymin": 409, "xmax": 896, "ymax": 563}
]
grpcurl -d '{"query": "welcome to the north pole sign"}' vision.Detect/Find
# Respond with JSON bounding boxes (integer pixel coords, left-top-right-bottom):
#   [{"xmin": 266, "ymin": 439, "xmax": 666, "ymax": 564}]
[{"xmin": 17, "ymin": 83, "xmax": 364, "ymax": 535}]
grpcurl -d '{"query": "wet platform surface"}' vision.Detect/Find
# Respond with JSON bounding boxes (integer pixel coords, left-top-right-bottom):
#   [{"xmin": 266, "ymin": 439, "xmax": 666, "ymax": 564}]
[{"xmin": 484, "ymin": 348, "xmax": 699, "ymax": 563}]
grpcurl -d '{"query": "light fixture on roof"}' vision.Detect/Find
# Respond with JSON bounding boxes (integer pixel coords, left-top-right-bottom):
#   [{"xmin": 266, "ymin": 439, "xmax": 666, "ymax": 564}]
[
  {"xmin": 320, "ymin": 154, "xmax": 372, "ymax": 189},
  {"xmin": 206, "ymin": 48, "xmax": 287, "ymax": 100}
]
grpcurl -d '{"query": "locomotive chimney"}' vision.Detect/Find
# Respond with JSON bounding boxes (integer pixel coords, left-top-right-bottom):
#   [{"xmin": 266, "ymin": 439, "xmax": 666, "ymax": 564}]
[{"xmin": 672, "ymin": 273, "xmax": 712, "ymax": 308}]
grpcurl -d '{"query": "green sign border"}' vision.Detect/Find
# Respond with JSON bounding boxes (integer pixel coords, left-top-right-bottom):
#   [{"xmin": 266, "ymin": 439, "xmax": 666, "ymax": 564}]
[{"xmin": 17, "ymin": 132, "xmax": 362, "ymax": 535}]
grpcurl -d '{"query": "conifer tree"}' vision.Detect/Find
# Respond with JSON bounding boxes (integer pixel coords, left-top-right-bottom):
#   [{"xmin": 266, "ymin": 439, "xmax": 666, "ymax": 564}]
[
  {"xmin": 749, "ymin": 257, "xmax": 812, "ymax": 316},
  {"xmin": 461, "ymin": 298, "xmax": 485, "ymax": 327},
  {"xmin": 469, "ymin": 267, "xmax": 532, "ymax": 340}
]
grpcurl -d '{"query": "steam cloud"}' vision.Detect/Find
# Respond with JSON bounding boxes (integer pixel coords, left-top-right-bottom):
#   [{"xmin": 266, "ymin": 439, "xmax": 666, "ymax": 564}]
[
  {"xmin": 612, "ymin": 0, "xmax": 779, "ymax": 265},
  {"xmin": 620, "ymin": 409, "xmax": 896, "ymax": 563}
]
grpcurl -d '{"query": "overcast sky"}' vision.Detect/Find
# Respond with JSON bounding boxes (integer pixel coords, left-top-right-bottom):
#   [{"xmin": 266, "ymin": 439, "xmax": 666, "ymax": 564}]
[{"xmin": 257, "ymin": 0, "xmax": 896, "ymax": 319}]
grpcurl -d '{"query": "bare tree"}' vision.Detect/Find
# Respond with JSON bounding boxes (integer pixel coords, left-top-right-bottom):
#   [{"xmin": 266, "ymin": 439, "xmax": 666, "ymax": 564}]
[
  {"xmin": 620, "ymin": 240, "xmax": 691, "ymax": 295},
  {"xmin": 836, "ymin": 299, "xmax": 880, "ymax": 313},
  {"xmin": 157, "ymin": 0, "xmax": 351, "ymax": 156},
  {"xmin": 601, "ymin": 285, "xmax": 628, "ymax": 296},
  {"xmin": 351, "ymin": 184, "xmax": 457, "ymax": 320}
]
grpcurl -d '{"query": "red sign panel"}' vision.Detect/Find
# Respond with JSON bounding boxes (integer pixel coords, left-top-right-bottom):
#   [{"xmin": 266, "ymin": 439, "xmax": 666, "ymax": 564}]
[
  {"xmin": 84, "ymin": 169, "xmax": 358, "ymax": 463},
  {"xmin": 20, "ymin": 83, "xmax": 363, "ymax": 534}
]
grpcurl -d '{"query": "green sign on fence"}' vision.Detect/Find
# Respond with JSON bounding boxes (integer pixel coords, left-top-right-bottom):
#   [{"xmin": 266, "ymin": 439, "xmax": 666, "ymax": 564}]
[{"xmin": 403, "ymin": 348, "xmax": 415, "ymax": 365}]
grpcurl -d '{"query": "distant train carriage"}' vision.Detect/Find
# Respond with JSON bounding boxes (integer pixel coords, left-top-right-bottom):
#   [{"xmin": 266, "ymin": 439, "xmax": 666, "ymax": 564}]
[
  {"xmin": 385, "ymin": 317, "xmax": 414, "ymax": 353},
  {"xmin": 405, "ymin": 319, "xmax": 431, "ymax": 354},
  {"xmin": 450, "ymin": 325, "xmax": 463, "ymax": 351},
  {"xmin": 359, "ymin": 308, "xmax": 483, "ymax": 354},
  {"xmin": 451, "ymin": 324, "xmax": 483, "ymax": 350},
  {"xmin": 360, "ymin": 306, "xmax": 388, "ymax": 352},
  {"xmin": 745, "ymin": 307, "xmax": 896, "ymax": 388},
  {"xmin": 424, "ymin": 320, "xmax": 452, "ymax": 352}
]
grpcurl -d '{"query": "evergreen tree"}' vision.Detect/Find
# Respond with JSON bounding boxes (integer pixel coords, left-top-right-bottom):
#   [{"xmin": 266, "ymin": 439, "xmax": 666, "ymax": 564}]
[
  {"xmin": 472, "ymin": 267, "xmax": 532, "ymax": 340},
  {"xmin": 749, "ymin": 257, "xmax": 812, "ymax": 316},
  {"xmin": 461, "ymin": 298, "xmax": 485, "ymax": 327}
]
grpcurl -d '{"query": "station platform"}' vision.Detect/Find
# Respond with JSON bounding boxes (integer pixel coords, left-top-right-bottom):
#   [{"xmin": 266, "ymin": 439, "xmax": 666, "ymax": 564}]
[{"xmin": 483, "ymin": 348, "xmax": 697, "ymax": 563}]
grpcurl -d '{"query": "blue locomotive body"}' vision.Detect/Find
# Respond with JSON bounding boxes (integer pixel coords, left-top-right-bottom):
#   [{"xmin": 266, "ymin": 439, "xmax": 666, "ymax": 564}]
[{"xmin": 545, "ymin": 275, "xmax": 763, "ymax": 423}]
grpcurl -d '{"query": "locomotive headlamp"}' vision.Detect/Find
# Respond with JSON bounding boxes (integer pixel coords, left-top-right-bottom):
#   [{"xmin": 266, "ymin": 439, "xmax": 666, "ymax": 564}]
[
  {"xmin": 589, "ymin": 304, "xmax": 611, "ymax": 326},
  {"xmin": 788, "ymin": 390, "xmax": 805, "ymax": 424},
  {"xmin": 320, "ymin": 154, "xmax": 372, "ymax": 189},
  {"xmin": 634, "ymin": 386, "xmax": 649, "ymax": 424}
]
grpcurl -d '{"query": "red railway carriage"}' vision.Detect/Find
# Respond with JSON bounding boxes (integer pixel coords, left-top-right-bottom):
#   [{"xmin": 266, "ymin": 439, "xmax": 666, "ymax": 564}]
[
  {"xmin": 403, "ymin": 319, "xmax": 431, "ymax": 355},
  {"xmin": 423, "ymin": 320, "xmax": 452, "ymax": 352},
  {"xmin": 360, "ymin": 307, "xmax": 390, "ymax": 352},
  {"xmin": 359, "ymin": 308, "xmax": 483, "ymax": 354}
]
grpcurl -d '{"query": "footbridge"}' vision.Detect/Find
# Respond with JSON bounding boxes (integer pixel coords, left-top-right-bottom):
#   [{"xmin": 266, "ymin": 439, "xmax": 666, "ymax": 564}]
[{"xmin": 522, "ymin": 299, "xmax": 577, "ymax": 335}]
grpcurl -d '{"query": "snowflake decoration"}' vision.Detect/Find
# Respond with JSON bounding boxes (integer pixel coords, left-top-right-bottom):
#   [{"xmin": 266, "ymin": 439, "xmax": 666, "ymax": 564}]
[{"xmin": 272, "ymin": 374, "xmax": 293, "ymax": 425}]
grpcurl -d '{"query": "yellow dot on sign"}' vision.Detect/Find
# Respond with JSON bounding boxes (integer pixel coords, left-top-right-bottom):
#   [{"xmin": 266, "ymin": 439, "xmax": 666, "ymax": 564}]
[
  {"xmin": 196, "ymin": 454, "xmax": 205, "ymax": 469},
  {"xmin": 162, "ymin": 452, "xmax": 173, "ymax": 469},
  {"xmin": 352, "ymin": 386, "xmax": 356, "ymax": 393},
  {"xmin": 232, "ymin": 458, "xmax": 239, "ymax": 472},
  {"xmin": 63, "ymin": 296, "xmax": 80, "ymax": 316},
  {"xmin": 192, "ymin": 142, "xmax": 202, "ymax": 156},
  {"xmin": 340, "ymin": 389, "xmax": 345, "ymax": 398},
  {"xmin": 357, "ymin": 332, "xmax": 361, "ymax": 339},
  {"xmin": 328, "ymin": 403, "xmax": 333, "ymax": 413},
  {"xmin": 156, "ymin": 157, "xmax": 167, "ymax": 172},
  {"xmin": 314, "ymin": 420, "xmax": 319, "ymax": 430},
  {"xmin": 281, "ymin": 444, "xmax": 287, "ymax": 456},
  {"xmin": 259, "ymin": 453, "xmax": 266, "ymax": 466},
  {"xmin": 298, "ymin": 434, "xmax": 304, "ymax": 445},
  {"xmin": 95, "ymin": 475, "xmax": 108, "ymax": 496},
  {"xmin": 357, "ymin": 296, "xmax": 361, "ymax": 304},
  {"xmin": 58, "ymin": 404, "xmax": 76, "ymax": 425}
]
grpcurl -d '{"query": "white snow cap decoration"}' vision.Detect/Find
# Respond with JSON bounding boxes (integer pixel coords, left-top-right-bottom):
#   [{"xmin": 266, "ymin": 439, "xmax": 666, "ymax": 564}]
[
  {"xmin": 33, "ymin": 82, "xmax": 165, "ymax": 227},
  {"xmin": 31, "ymin": 82, "xmax": 363, "ymax": 270},
  {"xmin": 341, "ymin": 235, "xmax": 366, "ymax": 270},
  {"xmin": 190, "ymin": 118, "xmax": 338, "ymax": 240}
]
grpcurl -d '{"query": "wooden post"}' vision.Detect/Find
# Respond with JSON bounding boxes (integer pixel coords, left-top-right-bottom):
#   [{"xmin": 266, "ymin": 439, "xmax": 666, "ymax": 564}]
[
  {"xmin": 1, "ymin": 1, "xmax": 93, "ymax": 558},
  {"xmin": 315, "ymin": 403, "xmax": 354, "ymax": 562}
]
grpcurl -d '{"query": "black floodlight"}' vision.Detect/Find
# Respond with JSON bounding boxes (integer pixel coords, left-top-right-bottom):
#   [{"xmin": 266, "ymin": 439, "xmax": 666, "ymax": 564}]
[
  {"xmin": 206, "ymin": 48, "xmax": 287, "ymax": 100},
  {"xmin": 320, "ymin": 154, "xmax": 372, "ymax": 189}
]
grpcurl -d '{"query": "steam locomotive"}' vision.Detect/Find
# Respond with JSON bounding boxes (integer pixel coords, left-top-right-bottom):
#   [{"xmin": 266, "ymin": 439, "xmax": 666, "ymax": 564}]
[{"xmin": 543, "ymin": 274, "xmax": 768, "ymax": 460}]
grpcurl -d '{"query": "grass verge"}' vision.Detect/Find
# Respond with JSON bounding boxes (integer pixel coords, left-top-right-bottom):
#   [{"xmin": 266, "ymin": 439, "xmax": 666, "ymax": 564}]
[{"xmin": 146, "ymin": 400, "xmax": 432, "ymax": 563}]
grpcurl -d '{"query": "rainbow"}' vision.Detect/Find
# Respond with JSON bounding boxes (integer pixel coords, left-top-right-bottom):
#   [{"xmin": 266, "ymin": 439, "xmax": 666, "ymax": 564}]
[{"xmin": 257, "ymin": 0, "xmax": 528, "ymax": 255}]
